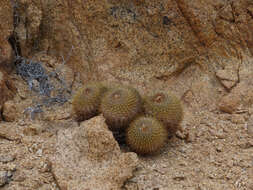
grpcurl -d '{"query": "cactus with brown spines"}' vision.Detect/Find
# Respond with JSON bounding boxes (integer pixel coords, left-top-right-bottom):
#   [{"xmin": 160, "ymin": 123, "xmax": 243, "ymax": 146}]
[
  {"xmin": 143, "ymin": 91, "xmax": 183, "ymax": 135},
  {"xmin": 100, "ymin": 85, "xmax": 142, "ymax": 131},
  {"xmin": 72, "ymin": 82, "xmax": 107, "ymax": 121},
  {"xmin": 126, "ymin": 116, "xmax": 168, "ymax": 155}
]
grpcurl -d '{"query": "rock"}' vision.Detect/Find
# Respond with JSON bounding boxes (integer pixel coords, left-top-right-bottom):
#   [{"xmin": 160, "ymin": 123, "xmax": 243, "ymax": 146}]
[
  {"xmin": 22, "ymin": 126, "xmax": 40, "ymax": 136},
  {"xmin": 0, "ymin": 71, "xmax": 15, "ymax": 107},
  {"xmin": 0, "ymin": 171, "xmax": 8, "ymax": 187},
  {"xmin": 0, "ymin": 0, "xmax": 14, "ymax": 72},
  {"xmin": 2, "ymin": 100, "xmax": 18, "ymax": 122},
  {"xmin": 216, "ymin": 67, "xmax": 238, "ymax": 90},
  {"xmin": 219, "ymin": 93, "xmax": 241, "ymax": 114},
  {"xmin": 10, "ymin": 0, "xmax": 252, "ymax": 84},
  {"xmin": 51, "ymin": 116, "xmax": 138, "ymax": 190},
  {"xmin": 2, "ymin": 98, "xmax": 38, "ymax": 122},
  {"xmin": 177, "ymin": 0, "xmax": 217, "ymax": 47},
  {"xmin": 219, "ymin": 71, "xmax": 253, "ymax": 113},
  {"xmin": 0, "ymin": 170, "xmax": 12, "ymax": 187},
  {"xmin": 0, "ymin": 122, "xmax": 21, "ymax": 141}
]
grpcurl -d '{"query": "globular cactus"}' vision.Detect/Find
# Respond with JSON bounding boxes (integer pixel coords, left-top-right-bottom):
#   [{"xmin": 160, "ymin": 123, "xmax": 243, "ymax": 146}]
[
  {"xmin": 100, "ymin": 85, "xmax": 142, "ymax": 131},
  {"xmin": 72, "ymin": 82, "xmax": 106, "ymax": 121},
  {"xmin": 143, "ymin": 91, "xmax": 183, "ymax": 135},
  {"xmin": 126, "ymin": 116, "xmax": 168, "ymax": 155}
]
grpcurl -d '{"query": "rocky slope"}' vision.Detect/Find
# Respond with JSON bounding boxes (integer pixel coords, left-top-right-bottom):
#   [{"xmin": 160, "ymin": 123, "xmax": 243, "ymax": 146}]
[{"xmin": 0, "ymin": 0, "xmax": 252, "ymax": 189}]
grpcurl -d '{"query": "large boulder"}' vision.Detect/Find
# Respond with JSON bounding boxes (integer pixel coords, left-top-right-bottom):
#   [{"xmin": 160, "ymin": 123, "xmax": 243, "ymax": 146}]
[{"xmin": 51, "ymin": 116, "xmax": 138, "ymax": 190}]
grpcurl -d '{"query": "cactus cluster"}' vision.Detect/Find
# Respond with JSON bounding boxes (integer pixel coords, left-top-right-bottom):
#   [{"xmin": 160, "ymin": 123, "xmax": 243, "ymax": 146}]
[{"xmin": 72, "ymin": 81, "xmax": 183, "ymax": 155}]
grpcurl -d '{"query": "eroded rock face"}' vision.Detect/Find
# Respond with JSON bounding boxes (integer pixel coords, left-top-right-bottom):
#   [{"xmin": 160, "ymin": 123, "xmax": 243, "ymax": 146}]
[
  {"xmin": 51, "ymin": 116, "xmax": 138, "ymax": 190},
  {"xmin": 0, "ymin": 0, "xmax": 15, "ymax": 111},
  {"xmin": 11, "ymin": 0, "xmax": 253, "ymax": 83}
]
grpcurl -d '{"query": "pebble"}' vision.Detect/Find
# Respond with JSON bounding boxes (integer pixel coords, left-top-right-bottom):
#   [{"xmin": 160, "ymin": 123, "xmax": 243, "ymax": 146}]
[{"xmin": 219, "ymin": 94, "xmax": 240, "ymax": 114}]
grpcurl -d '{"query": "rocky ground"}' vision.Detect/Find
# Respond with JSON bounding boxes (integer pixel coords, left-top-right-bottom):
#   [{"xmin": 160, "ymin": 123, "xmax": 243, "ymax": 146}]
[{"xmin": 0, "ymin": 0, "xmax": 253, "ymax": 190}]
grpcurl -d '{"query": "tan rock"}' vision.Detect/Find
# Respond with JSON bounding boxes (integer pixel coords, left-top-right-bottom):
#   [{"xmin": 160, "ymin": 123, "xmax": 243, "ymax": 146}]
[
  {"xmin": 216, "ymin": 68, "xmax": 238, "ymax": 90},
  {"xmin": 2, "ymin": 100, "xmax": 17, "ymax": 122},
  {"xmin": 51, "ymin": 116, "xmax": 138, "ymax": 190},
  {"xmin": 219, "ymin": 68, "xmax": 253, "ymax": 113},
  {"xmin": 219, "ymin": 93, "xmax": 241, "ymax": 114},
  {"xmin": 0, "ymin": 122, "xmax": 21, "ymax": 141},
  {"xmin": 0, "ymin": 71, "xmax": 15, "ymax": 107},
  {"xmin": 2, "ymin": 98, "xmax": 32, "ymax": 122}
]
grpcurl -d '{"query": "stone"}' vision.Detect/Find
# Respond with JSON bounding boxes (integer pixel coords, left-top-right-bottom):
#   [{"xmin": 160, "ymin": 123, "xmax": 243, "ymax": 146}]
[
  {"xmin": 0, "ymin": 122, "xmax": 21, "ymax": 141},
  {"xmin": 219, "ymin": 94, "xmax": 241, "ymax": 114},
  {"xmin": 50, "ymin": 116, "xmax": 138, "ymax": 190},
  {"xmin": 216, "ymin": 67, "xmax": 238, "ymax": 90},
  {"xmin": 219, "ymin": 72, "xmax": 253, "ymax": 113},
  {"xmin": 0, "ymin": 71, "xmax": 15, "ymax": 107},
  {"xmin": 2, "ymin": 100, "xmax": 18, "ymax": 122},
  {"xmin": 0, "ymin": 171, "xmax": 7, "ymax": 187}
]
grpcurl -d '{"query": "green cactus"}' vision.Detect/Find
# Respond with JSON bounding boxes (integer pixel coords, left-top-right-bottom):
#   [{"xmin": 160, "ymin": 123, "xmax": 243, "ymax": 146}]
[
  {"xmin": 126, "ymin": 116, "xmax": 168, "ymax": 155},
  {"xmin": 72, "ymin": 82, "xmax": 106, "ymax": 121},
  {"xmin": 143, "ymin": 91, "xmax": 183, "ymax": 135},
  {"xmin": 100, "ymin": 85, "xmax": 142, "ymax": 131}
]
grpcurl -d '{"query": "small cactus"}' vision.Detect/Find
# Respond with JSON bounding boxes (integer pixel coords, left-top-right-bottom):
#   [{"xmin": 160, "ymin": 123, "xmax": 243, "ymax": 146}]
[
  {"xmin": 143, "ymin": 91, "xmax": 183, "ymax": 135},
  {"xmin": 72, "ymin": 82, "xmax": 106, "ymax": 121},
  {"xmin": 100, "ymin": 85, "xmax": 142, "ymax": 131},
  {"xmin": 126, "ymin": 116, "xmax": 168, "ymax": 155}
]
